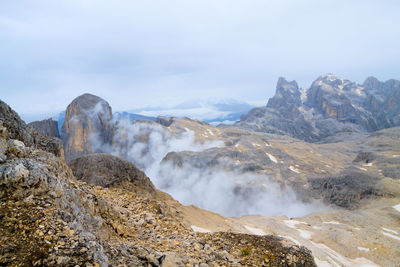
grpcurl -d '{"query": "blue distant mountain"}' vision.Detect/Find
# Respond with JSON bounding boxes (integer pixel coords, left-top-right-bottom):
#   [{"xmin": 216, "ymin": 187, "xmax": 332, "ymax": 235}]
[
  {"xmin": 113, "ymin": 112, "xmax": 157, "ymax": 122},
  {"xmin": 129, "ymin": 98, "xmax": 255, "ymax": 126}
]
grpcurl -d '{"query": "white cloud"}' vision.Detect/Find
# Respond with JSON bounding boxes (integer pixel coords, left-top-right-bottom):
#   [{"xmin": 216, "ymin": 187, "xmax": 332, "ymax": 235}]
[
  {"xmin": 89, "ymin": 119, "xmax": 323, "ymax": 217},
  {"xmin": 1, "ymin": 0, "xmax": 399, "ymax": 121}
]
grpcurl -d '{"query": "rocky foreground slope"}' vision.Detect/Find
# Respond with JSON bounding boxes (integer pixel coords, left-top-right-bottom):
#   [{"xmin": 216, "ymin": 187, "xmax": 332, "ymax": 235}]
[{"xmin": 0, "ymin": 100, "xmax": 316, "ymax": 266}]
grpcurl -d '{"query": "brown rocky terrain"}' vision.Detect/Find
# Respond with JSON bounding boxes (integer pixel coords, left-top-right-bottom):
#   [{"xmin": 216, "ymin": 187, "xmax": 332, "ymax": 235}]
[
  {"xmin": 0, "ymin": 100, "xmax": 317, "ymax": 266},
  {"xmin": 69, "ymin": 153, "xmax": 156, "ymax": 197}
]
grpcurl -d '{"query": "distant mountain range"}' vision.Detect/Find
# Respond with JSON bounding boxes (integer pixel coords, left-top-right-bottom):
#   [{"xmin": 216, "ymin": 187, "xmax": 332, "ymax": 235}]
[
  {"xmin": 237, "ymin": 74, "xmax": 400, "ymax": 142},
  {"xmin": 128, "ymin": 98, "xmax": 255, "ymax": 125}
]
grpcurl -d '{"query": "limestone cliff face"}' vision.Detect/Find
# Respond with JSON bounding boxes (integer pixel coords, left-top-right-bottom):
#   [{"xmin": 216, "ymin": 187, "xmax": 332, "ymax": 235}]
[
  {"xmin": 28, "ymin": 118, "xmax": 60, "ymax": 138},
  {"xmin": 0, "ymin": 99, "xmax": 63, "ymax": 158},
  {"xmin": 305, "ymin": 76, "xmax": 370, "ymax": 129},
  {"xmin": 237, "ymin": 74, "xmax": 400, "ymax": 142},
  {"xmin": 61, "ymin": 93, "xmax": 113, "ymax": 161}
]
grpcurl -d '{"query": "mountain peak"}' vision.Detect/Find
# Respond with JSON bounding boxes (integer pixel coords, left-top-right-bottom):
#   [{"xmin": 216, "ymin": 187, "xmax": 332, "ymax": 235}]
[
  {"xmin": 276, "ymin": 77, "xmax": 299, "ymax": 92},
  {"xmin": 363, "ymin": 76, "xmax": 381, "ymax": 90},
  {"xmin": 70, "ymin": 93, "xmax": 108, "ymax": 111},
  {"xmin": 267, "ymin": 77, "xmax": 301, "ymax": 109}
]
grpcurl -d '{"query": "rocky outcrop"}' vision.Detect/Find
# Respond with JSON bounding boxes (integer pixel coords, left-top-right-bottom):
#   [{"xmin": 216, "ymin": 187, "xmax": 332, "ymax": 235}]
[
  {"xmin": 237, "ymin": 74, "xmax": 400, "ymax": 142},
  {"xmin": 69, "ymin": 153, "xmax": 156, "ymax": 196},
  {"xmin": 308, "ymin": 171, "xmax": 391, "ymax": 209},
  {"xmin": 61, "ymin": 93, "xmax": 113, "ymax": 162},
  {"xmin": 29, "ymin": 118, "xmax": 60, "ymax": 138},
  {"xmin": 0, "ymin": 99, "xmax": 63, "ymax": 158},
  {"xmin": 267, "ymin": 77, "xmax": 302, "ymax": 113}
]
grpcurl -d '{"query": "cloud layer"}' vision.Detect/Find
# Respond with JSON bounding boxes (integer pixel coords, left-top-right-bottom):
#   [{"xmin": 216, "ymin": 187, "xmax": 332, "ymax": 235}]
[
  {"xmin": 1, "ymin": 0, "xmax": 400, "ymax": 121},
  {"xmin": 91, "ymin": 119, "xmax": 322, "ymax": 217}
]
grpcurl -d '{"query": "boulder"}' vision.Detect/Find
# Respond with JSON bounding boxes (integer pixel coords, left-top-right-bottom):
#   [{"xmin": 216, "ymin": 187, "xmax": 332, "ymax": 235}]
[{"xmin": 68, "ymin": 153, "xmax": 156, "ymax": 196}]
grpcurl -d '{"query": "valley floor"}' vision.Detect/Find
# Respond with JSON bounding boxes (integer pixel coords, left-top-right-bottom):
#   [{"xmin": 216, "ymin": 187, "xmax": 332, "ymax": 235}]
[{"xmin": 175, "ymin": 197, "xmax": 400, "ymax": 267}]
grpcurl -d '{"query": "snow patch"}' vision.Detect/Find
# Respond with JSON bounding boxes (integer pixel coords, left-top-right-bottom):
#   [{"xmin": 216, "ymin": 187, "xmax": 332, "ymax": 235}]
[
  {"xmin": 311, "ymin": 241, "xmax": 379, "ymax": 267},
  {"xmin": 206, "ymin": 129, "xmax": 214, "ymax": 136},
  {"xmin": 284, "ymin": 220, "xmax": 307, "ymax": 229},
  {"xmin": 357, "ymin": 167, "xmax": 367, "ymax": 171},
  {"xmin": 298, "ymin": 229, "xmax": 313, "ymax": 239},
  {"xmin": 265, "ymin": 152, "xmax": 278, "ymax": 163},
  {"xmin": 323, "ymin": 221, "xmax": 341, "ymax": 225},
  {"xmin": 393, "ymin": 204, "xmax": 400, "ymax": 212},
  {"xmin": 363, "ymin": 163, "xmax": 373, "ymax": 167},
  {"xmin": 382, "ymin": 227, "xmax": 398, "ymax": 235},
  {"xmin": 252, "ymin": 143, "xmax": 262, "ymax": 148},
  {"xmin": 357, "ymin": 247, "xmax": 370, "ymax": 252},
  {"xmin": 289, "ymin": 165, "xmax": 300, "ymax": 173},
  {"xmin": 191, "ymin": 225, "xmax": 211, "ymax": 233},
  {"xmin": 381, "ymin": 231, "xmax": 400, "ymax": 241},
  {"xmin": 244, "ymin": 225, "xmax": 265, "ymax": 236},
  {"xmin": 392, "ymin": 155, "xmax": 400, "ymax": 158},
  {"xmin": 278, "ymin": 235, "xmax": 301, "ymax": 246},
  {"xmin": 381, "ymin": 228, "xmax": 400, "ymax": 241},
  {"xmin": 313, "ymin": 257, "xmax": 334, "ymax": 267}
]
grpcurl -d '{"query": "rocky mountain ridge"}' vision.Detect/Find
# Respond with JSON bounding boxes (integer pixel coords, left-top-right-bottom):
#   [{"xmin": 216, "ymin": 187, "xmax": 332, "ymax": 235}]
[
  {"xmin": 28, "ymin": 118, "xmax": 60, "ymax": 138},
  {"xmin": 0, "ymin": 99, "xmax": 317, "ymax": 266},
  {"xmin": 237, "ymin": 74, "xmax": 400, "ymax": 142}
]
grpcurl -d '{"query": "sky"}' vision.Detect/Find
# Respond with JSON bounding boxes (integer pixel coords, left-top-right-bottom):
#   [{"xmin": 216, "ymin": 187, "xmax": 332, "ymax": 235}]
[{"xmin": 1, "ymin": 0, "xmax": 399, "ymax": 122}]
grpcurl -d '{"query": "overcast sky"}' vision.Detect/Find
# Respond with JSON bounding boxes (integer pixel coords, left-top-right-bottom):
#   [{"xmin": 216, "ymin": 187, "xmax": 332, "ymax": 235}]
[{"xmin": 1, "ymin": 0, "xmax": 399, "ymax": 122}]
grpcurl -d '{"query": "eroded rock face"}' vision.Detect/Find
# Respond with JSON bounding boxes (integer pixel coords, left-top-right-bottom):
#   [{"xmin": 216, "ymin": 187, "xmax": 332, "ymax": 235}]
[
  {"xmin": 0, "ymin": 99, "xmax": 63, "ymax": 158},
  {"xmin": 29, "ymin": 118, "xmax": 60, "ymax": 138},
  {"xmin": 61, "ymin": 93, "xmax": 113, "ymax": 162},
  {"xmin": 69, "ymin": 153, "xmax": 156, "ymax": 196},
  {"xmin": 237, "ymin": 74, "xmax": 400, "ymax": 142},
  {"xmin": 308, "ymin": 171, "xmax": 388, "ymax": 209}
]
